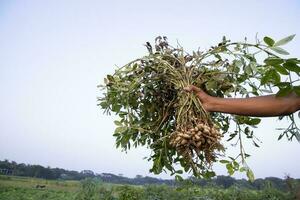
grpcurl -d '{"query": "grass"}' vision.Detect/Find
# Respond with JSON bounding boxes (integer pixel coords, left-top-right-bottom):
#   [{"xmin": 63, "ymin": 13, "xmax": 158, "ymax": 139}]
[
  {"xmin": 0, "ymin": 175, "xmax": 80, "ymax": 191},
  {"xmin": 0, "ymin": 175, "xmax": 296, "ymax": 200},
  {"xmin": 0, "ymin": 175, "xmax": 78, "ymax": 200}
]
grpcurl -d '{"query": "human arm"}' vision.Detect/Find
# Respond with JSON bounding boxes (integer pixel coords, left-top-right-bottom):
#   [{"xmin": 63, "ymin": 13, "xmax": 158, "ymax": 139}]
[{"xmin": 184, "ymin": 85, "xmax": 300, "ymax": 117}]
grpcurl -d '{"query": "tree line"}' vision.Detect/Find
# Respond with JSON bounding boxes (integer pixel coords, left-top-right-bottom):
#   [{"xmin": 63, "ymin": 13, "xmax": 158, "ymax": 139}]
[{"xmin": 0, "ymin": 159, "xmax": 299, "ymax": 192}]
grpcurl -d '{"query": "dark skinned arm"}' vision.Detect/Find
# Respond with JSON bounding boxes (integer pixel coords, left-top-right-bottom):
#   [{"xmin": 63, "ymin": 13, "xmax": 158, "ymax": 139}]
[{"xmin": 184, "ymin": 85, "xmax": 300, "ymax": 117}]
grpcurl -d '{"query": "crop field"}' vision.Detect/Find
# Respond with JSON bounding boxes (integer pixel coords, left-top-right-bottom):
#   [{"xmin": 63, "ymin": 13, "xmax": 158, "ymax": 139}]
[
  {"xmin": 0, "ymin": 175, "xmax": 297, "ymax": 200},
  {"xmin": 0, "ymin": 175, "xmax": 76, "ymax": 200}
]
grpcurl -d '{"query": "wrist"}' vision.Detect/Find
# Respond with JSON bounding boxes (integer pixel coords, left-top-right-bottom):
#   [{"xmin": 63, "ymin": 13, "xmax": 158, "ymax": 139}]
[
  {"xmin": 206, "ymin": 96, "xmax": 219, "ymax": 112},
  {"xmin": 198, "ymin": 93, "xmax": 219, "ymax": 112}
]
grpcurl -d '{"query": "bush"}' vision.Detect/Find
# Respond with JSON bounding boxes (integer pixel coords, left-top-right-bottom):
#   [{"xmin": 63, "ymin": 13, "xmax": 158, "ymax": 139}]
[
  {"xmin": 75, "ymin": 178, "xmax": 97, "ymax": 200},
  {"xmin": 116, "ymin": 185, "xmax": 144, "ymax": 200}
]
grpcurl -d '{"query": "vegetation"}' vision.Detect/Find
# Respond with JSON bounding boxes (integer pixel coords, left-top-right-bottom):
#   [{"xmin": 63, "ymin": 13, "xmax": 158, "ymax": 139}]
[
  {"xmin": 0, "ymin": 175, "xmax": 78, "ymax": 200},
  {"xmin": 0, "ymin": 159, "xmax": 95, "ymax": 180},
  {"xmin": 2, "ymin": 159, "xmax": 300, "ymax": 192},
  {"xmin": 99, "ymin": 35, "xmax": 300, "ymax": 179},
  {"xmin": 1, "ymin": 175, "xmax": 299, "ymax": 200}
]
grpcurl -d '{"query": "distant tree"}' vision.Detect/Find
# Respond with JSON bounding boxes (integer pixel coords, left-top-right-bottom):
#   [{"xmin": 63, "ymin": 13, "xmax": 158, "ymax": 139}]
[
  {"xmin": 215, "ymin": 175, "xmax": 236, "ymax": 188},
  {"xmin": 135, "ymin": 175, "xmax": 143, "ymax": 179},
  {"xmin": 81, "ymin": 170, "xmax": 94, "ymax": 177}
]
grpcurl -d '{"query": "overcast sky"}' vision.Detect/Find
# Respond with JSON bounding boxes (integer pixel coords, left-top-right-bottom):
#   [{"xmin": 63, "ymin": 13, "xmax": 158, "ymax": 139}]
[{"xmin": 0, "ymin": 0, "xmax": 300, "ymax": 179}]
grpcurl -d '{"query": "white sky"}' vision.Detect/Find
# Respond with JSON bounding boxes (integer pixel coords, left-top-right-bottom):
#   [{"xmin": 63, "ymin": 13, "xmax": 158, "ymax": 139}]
[{"xmin": 0, "ymin": 0, "xmax": 299, "ymax": 179}]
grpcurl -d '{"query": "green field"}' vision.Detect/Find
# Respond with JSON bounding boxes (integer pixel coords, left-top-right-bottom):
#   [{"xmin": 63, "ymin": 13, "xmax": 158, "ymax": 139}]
[{"xmin": 0, "ymin": 175, "xmax": 297, "ymax": 200}]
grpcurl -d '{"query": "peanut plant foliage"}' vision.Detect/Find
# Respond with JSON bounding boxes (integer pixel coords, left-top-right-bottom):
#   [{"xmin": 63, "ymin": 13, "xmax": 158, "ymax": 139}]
[{"xmin": 98, "ymin": 35, "xmax": 300, "ymax": 181}]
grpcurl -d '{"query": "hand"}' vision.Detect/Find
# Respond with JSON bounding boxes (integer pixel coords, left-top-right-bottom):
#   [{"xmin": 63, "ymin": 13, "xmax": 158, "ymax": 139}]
[{"xmin": 183, "ymin": 85, "xmax": 215, "ymax": 112}]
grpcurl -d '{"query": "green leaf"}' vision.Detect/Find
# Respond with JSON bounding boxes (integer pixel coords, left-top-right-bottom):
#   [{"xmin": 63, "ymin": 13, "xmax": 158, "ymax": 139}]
[
  {"xmin": 270, "ymin": 70, "xmax": 281, "ymax": 84},
  {"xmin": 261, "ymin": 72, "xmax": 270, "ymax": 85},
  {"xmin": 183, "ymin": 164, "xmax": 190, "ymax": 172},
  {"xmin": 286, "ymin": 58, "xmax": 300, "ymax": 64},
  {"xmin": 226, "ymin": 163, "xmax": 234, "ymax": 175},
  {"xmin": 175, "ymin": 170, "xmax": 183, "ymax": 174},
  {"xmin": 107, "ymin": 75, "xmax": 115, "ymax": 82},
  {"xmin": 264, "ymin": 57, "xmax": 284, "ymax": 65},
  {"xmin": 278, "ymin": 134, "xmax": 284, "ymax": 140},
  {"xmin": 243, "ymin": 54, "xmax": 256, "ymax": 62},
  {"xmin": 114, "ymin": 126, "xmax": 127, "ymax": 134},
  {"xmin": 246, "ymin": 169, "xmax": 255, "ymax": 182},
  {"xmin": 99, "ymin": 101, "xmax": 109, "ymax": 109},
  {"xmin": 226, "ymin": 163, "xmax": 232, "ymax": 170},
  {"xmin": 261, "ymin": 69, "xmax": 280, "ymax": 85},
  {"xmin": 245, "ymin": 118, "xmax": 261, "ymax": 126},
  {"xmin": 275, "ymin": 82, "xmax": 290, "ymax": 87},
  {"xmin": 276, "ymin": 86, "xmax": 293, "ymax": 97},
  {"xmin": 114, "ymin": 120, "xmax": 122, "ymax": 126},
  {"xmin": 132, "ymin": 63, "xmax": 138, "ymax": 70},
  {"xmin": 219, "ymin": 160, "xmax": 230, "ymax": 164},
  {"xmin": 283, "ymin": 61, "xmax": 300, "ymax": 73},
  {"xmin": 175, "ymin": 175, "xmax": 183, "ymax": 182},
  {"xmin": 112, "ymin": 104, "xmax": 122, "ymax": 112},
  {"xmin": 272, "ymin": 65, "xmax": 289, "ymax": 75},
  {"xmin": 118, "ymin": 111, "xmax": 128, "ymax": 117},
  {"xmin": 205, "ymin": 171, "xmax": 216, "ymax": 178},
  {"xmin": 270, "ymin": 47, "xmax": 289, "ymax": 55},
  {"xmin": 165, "ymin": 162, "xmax": 173, "ymax": 171},
  {"xmin": 244, "ymin": 64, "xmax": 252, "ymax": 75},
  {"xmin": 263, "ymin": 36, "xmax": 275, "ymax": 46},
  {"xmin": 293, "ymin": 86, "xmax": 300, "ymax": 96},
  {"xmin": 234, "ymin": 60, "xmax": 243, "ymax": 68},
  {"xmin": 205, "ymin": 81, "xmax": 218, "ymax": 90},
  {"xmin": 227, "ymin": 132, "xmax": 237, "ymax": 141},
  {"xmin": 274, "ymin": 34, "xmax": 296, "ymax": 46},
  {"xmin": 232, "ymin": 161, "xmax": 239, "ymax": 169},
  {"xmin": 239, "ymin": 167, "xmax": 247, "ymax": 172}
]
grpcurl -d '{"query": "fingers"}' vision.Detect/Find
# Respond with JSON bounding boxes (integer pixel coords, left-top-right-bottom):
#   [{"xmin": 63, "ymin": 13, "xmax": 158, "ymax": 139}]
[
  {"xmin": 183, "ymin": 85, "xmax": 202, "ymax": 93},
  {"xmin": 183, "ymin": 85, "xmax": 214, "ymax": 112},
  {"xmin": 184, "ymin": 85, "xmax": 207, "ymax": 101}
]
